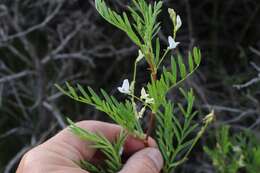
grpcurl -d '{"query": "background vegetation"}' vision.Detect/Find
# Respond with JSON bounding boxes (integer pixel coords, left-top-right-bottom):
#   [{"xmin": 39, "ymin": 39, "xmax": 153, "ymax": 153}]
[{"xmin": 0, "ymin": 0, "xmax": 259, "ymax": 172}]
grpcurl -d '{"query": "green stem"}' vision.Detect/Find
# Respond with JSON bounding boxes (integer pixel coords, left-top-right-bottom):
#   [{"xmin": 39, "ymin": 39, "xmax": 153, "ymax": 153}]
[
  {"xmin": 144, "ymin": 48, "xmax": 157, "ymax": 146},
  {"xmin": 133, "ymin": 60, "xmax": 138, "ymax": 90},
  {"xmin": 168, "ymin": 64, "xmax": 200, "ymax": 92},
  {"xmin": 131, "ymin": 60, "xmax": 144, "ymax": 133},
  {"xmin": 181, "ymin": 117, "xmax": 212, "ymax": 162},
  {"xmin": 131, "ymin": 60, "xmax": 138, "ymax": 108},
  {"xmin": 129, "ymin": 94, "xmax": 152, "ymax": 110},
  {"xmin": 156, "ymin": 48, "xmax": 170, "ymax": 69}
]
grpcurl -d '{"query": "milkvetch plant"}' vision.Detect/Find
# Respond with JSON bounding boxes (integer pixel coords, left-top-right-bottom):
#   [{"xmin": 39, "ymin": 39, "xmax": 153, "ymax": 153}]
[
  {"xmin": 56, "ymin": 0, "xmax": 213, "ymax": 172},
  {"xmin": 204, "ymin": 126, "xmax": 260, "ymax": 173},
  {"xmin": 204, "ymin": 126, "xmax": 243, "ymax": 173}
]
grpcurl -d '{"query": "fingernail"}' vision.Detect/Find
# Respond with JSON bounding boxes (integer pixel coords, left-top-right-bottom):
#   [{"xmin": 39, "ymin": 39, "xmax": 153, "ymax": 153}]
[{"xmin": 146, "ymin": 148, "xmax": 163, "ymax": 170}]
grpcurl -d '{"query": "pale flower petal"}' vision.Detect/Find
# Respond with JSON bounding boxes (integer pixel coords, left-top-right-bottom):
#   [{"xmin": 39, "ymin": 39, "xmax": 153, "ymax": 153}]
[
  {"xmin": 136, "ymin": 50, "xmax": 144, "ymax": 62},
  {"xmin": 140, "ymin": 87, "xmax": 149, "ymax": 99},
  {"xmin": 140, "ymin": 88, "xmax": 154, "ymax": 104},
  {"xmin": 145, "ymin": 98, "xmax": 154, "ymax": 104},
  {"xmin": 238, "ymin": 155, "xmax": 245, "ymax": 167},
  {"xmin": 137, "ymin": 106, "xmax": 146, "ymax": 119},
  {"xmin": 168, "ymin": 36, "xmax": 180, "ymax": 50},
  {"xmin": 117, "ymin": 79, "xmax": 130, "ymax": 94},
  {"xmin": 203, "ymin": 110, "xmax": 214, "ymax": 124},
  {"xmin": 119, "ymin": 147, "xmax": 124, "ymax": 156},
  {"xmin": 233, "ymin": 146, "xmax": 242, "ymax": 152},
  {"xmin": 168, "ymin": 8, "xmax": 176, "ymax": 23},
  {"xmin": 176, "ymin": 15, "xmax": 182, "ymax": 30}
]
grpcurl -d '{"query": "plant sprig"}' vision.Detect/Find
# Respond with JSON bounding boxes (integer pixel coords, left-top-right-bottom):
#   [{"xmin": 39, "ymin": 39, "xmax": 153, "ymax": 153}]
[
  {"xmin": 56, "ymin": 0, "xmax": 213, "ymax": 172},
  {"xmin": 56, "ymin": 83, "xmax": 144, "ymax": 138}
]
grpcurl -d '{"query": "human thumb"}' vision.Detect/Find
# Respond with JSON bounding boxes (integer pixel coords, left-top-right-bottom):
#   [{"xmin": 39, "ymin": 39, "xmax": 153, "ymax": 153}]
[{"xmin": 119, "ymin": 147, "xmax": 163, "ymax": 173}]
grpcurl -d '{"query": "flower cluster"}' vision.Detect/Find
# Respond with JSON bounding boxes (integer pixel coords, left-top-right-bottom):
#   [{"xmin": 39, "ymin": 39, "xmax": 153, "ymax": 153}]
[
  {"xmin": 117, "ymin": 79, "xmax": 154, "ymax": 119},
  {"xmin": 140, "ymin": 88, "xmax": 154, "ymax": 104},
  {"xmin": 167, "ymin": 8, "xmax": 182, "ymax": 50}
]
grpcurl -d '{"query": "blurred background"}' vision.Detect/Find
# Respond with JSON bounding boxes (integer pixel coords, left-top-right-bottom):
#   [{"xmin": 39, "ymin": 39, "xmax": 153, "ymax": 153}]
[{"xmin": 0, "ymin": 0, "xmax": 259, "ymax": 172}]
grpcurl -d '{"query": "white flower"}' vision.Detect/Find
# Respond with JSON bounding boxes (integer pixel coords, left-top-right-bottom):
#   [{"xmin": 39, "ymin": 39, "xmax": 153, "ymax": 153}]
[
  {"xmin": 140, "ymin": 87, "xmax": 154, "ymax": 104},
  {"xmin": 117, "ymin": 79, "xmax": 130, "ymax": 94},
  {"xmin": 145, "ymin": 98, "xmax": 154, "ymax": 104},
  {"xmin": 140, "ymin": 88, "xmax": 149, "ymax": 100},
  {"xmin": 136, "ymin": 50, "xmax": 144, "ymax": 62},
  {"xmin": 238, "ymin": 154, "xmax": 245, "ymax": 167},
  {"xmin": 176, "ymin": 15, "xmax": 182, "ymax": 31},
  {"xmin": 233, "ymin": 146, "xmax": 242, "ymax": 152},
  {"xmin": 203, "ymin": 110, "xmax": 214, "ymax": 124},
  {"xmin": 168, "ymin": 36, "xmax": 180, "ymax": 50},
  {"xmin": 137, "ymin": 106, "xmax": 146, "ymax": 119},
  {"xmin": 119, "ymin": 146, "xmax": 124, "ymax": 156}
]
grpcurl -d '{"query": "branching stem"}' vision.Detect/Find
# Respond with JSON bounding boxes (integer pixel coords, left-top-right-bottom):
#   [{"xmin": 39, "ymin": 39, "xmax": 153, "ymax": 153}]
[
  {"xmin": 156, "ymin": 48, "xmax": 170, "ymax": 69},
  {"xmin": 145, "ymin": 50, "xmax": 157, "ymax": 146}
]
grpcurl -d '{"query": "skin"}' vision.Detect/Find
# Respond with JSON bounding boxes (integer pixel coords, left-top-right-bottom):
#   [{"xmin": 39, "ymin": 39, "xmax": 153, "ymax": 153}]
[{"xmin": 16, "ymin": 121, "xmax": 163, "ymax": 173}]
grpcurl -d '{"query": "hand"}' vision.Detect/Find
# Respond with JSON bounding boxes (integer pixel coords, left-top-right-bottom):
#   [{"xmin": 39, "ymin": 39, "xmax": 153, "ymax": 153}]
[{"xmin": 16, "ymin": 121, "xmax": 163, "ymax": 173}]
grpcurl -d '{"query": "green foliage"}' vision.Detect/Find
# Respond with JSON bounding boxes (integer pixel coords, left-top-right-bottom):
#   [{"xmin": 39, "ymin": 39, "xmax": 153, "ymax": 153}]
[
  {"xmin": 129, "ymin": 0, "xmax": 162, "ymax": 45},
  {"xmin": 237, "ymin": 133, "xmax": 260, "ymax": 173},
  {"xmin": 245, "ymin": 146, "xmax": 260, "ymax": 173},
  {"xmin": 95, "ymin": 0, "xmax": 141, "ymax": 46},
  {"xmin": 204, "ymin": 126, "xmax": 260, "ymax": 173},
  {"xmin": 96, "ymin": 0, "xmax": 163, "ymax": 67},
  {"xmin": 156, "ymin": 89, "xmax": 199, "ymax": 172},
  {"xmin": 56, "ymin": 0, "xmax": 211, "ymax": 172},
  {"xmin": 147, "ymin": 47, "xmax": 201, "ymax": 112},
  {"xmin": 79, "ymin": 160, "xmax": 105, "ymax": 173},
  {"xmin": 55, "ymin": 83, "xmax": 144, "ymax": 138},
  {"xmin": 204, "ymin": 126, "xmax": 243, "ymax": 173}
]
